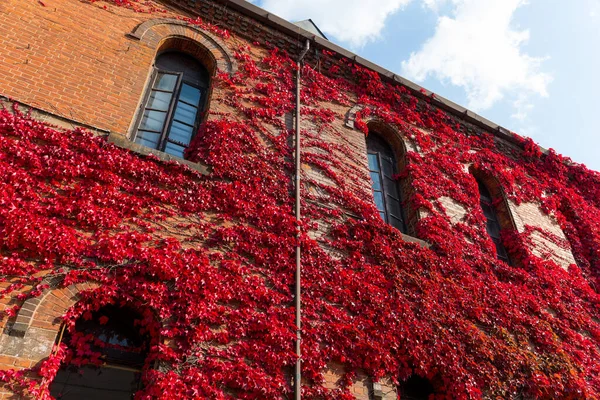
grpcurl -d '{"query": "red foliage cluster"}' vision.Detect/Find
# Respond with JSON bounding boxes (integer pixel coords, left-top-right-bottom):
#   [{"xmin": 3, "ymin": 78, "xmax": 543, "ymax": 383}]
[{"xmin": 1, "ymin": 4, "xmax": 600, "ymax": 399}]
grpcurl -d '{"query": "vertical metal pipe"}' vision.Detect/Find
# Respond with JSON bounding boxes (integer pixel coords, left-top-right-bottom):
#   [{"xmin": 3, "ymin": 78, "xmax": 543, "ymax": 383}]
[{"xmin": 295, "ymin": 39, "xmax": 310, "ymax": 400}]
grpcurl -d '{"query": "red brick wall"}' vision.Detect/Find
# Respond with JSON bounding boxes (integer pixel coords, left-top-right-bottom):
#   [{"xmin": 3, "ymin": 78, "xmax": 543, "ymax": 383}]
[
  {"xmin": 0, "ymin": 2, "xmax": 389, "ymax": 396},
  {"xmin": 0, "ymin": 0, "xmax": 236, "ymax": 136},
  {"xmin": 0, "ymin": 0, "xmax": 579, "ymax": 398}
]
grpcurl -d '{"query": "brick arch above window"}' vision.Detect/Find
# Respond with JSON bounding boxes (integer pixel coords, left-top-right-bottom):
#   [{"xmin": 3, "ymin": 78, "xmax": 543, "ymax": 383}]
[
  {"xmin": 128, "ymin": 18, "xmax": 237, "ymax": 75},
  {"xmin": 345, "ymin": 105, "xmax": 412, "ymax": 154},
  {"xmin": 366, "ymin": 120, "xmax": 409, "ymax": 168},
  {"xmin": 0, "ymin": 281, "xmax": 100, "ymax": 368},
  {"xmin": 9, "ymin": 280, "xmax": 100, "ymax": 338}
]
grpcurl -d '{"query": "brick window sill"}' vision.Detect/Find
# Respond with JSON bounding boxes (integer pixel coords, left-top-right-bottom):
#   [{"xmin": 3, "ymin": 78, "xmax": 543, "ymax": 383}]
[
  {"xmin": 400, "ymin": 233, "xmax": 429, "ymax": 248},
  {"xmin": 107, "ymin": 133, "xmax": 210, "ymax": 175}
]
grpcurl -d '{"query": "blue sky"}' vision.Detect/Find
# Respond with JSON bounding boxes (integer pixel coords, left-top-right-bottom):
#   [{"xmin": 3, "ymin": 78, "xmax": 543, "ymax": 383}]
[{"xmin": 251, "ymin": 0, "xmax": 600, "ymax": 171}]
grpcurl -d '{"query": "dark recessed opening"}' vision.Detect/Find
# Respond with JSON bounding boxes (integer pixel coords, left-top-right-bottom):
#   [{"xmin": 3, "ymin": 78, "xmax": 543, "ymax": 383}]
[
  {"xmin": 49, "ymin": 305, "xmax": 150, "ymax": 400},
  {"xmin": 399, "ymin": 375, "xmax": 434, "ymax": 400}
]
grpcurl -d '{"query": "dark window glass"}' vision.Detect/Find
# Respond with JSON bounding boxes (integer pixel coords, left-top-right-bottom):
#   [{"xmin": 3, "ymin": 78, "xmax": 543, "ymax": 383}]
[
  {"xmin": 477, "ymin": 180, "xmax": 511, "ymax": 264},
  {"xmin": 367, "ymin": 133, "xmax": 406, "ymax": 233},
  {"xmin": 398, "ymin": 375, "xmax": 435, "ymax": 400},
  {"xmin": 50, "ymin": 306, "xmax": 150, "ymax": 400},
  {"xmin": 50, "ymin": 366, "xmax": 140, "ymax": 400},
  {"xmin": 134, "ymin": 51, "xmax": 209, "ymax": 158}
]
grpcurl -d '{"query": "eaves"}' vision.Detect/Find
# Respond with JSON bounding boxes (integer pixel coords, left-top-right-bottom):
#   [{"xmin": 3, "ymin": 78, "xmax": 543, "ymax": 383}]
[{"xmin": 163, "ymin": 0, "xmax": 544, "ymax": 153}]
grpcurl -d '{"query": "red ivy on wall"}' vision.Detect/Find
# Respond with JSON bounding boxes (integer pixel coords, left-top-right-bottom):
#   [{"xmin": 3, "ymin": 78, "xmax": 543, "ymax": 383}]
[{"xmin": 0, "ymin": 2, "xmax": 599, "ymax": 399}]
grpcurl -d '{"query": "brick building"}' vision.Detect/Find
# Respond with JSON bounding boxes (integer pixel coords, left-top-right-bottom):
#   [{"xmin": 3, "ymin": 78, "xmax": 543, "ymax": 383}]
[{"xmin": 0, "ymin": 0, "xmax": 598, "ymax": 399}]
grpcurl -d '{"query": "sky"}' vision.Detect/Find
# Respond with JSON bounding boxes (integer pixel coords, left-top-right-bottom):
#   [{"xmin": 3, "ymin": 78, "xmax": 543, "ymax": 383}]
[{"xmin": 249, "ymin": 0, "xmax": 600, "ymax": 171}]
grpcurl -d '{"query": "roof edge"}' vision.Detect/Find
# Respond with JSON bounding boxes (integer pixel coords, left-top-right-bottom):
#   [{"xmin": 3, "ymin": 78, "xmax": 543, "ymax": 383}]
[{"xmin": 212, "ymin": 0, "xmax": 542, "ymax": 152}]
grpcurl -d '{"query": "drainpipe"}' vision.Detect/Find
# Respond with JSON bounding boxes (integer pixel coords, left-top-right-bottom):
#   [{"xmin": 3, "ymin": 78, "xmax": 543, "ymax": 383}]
[{"xmin": 295, "ymin": 38, "xmax": 310, "ymax": 400}]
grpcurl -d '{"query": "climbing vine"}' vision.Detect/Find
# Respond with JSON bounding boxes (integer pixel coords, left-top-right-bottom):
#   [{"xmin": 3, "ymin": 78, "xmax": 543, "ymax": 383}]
[{"xmin": 0, "ymin": 1, "xmax": 599, "ymax": 399}]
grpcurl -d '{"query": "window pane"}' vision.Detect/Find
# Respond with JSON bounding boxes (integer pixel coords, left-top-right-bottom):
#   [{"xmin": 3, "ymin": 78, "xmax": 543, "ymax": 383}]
[
  {"xmin": 156, "ymin": 53, "xmax": 209, "ymax": 86},
  {"xmin": 390, "ymin": 215, "xmax": 404, "ymax": 231},
  {"xmin": 383, "ymin": 177, "xmax": 399, "ymax": 199},
  {"xmin": 381, "ymin": 157, "xmax": 394, "ymax": 177},
  {"xmin": 51, "ymin": 366, "xmax": 139, "ymax": 400},
  {"xmin": 368, "ymin": 153, "xmax": 379, "ymax": 171},
  {"xmin": 154, "ymin": 73, "xmax": 178, "ymax": 91},
  {"xmin": 387, "ymin": 196, "xmax": 402, "ymax": 220},
  {"xmin": 494, "ymin": 238, "xmax": 511, "ymax": 264},
  {"xmin": 165, "ymin": 141, "xmax": 186, "ymax": 158},
  {"xmin": 486, "ymin": 220, "xmax": 501, "ymax": 238},
  {"xmin": 147, "ymin": 90, "xmax": 173, "ymax": 111},
  {"xmin": 481, "ymin": 203, "xmax": 497, "ymax": 220},
  {"xmin": 139, "ymin": 110, "xmax": 167, "ymax": 132},
  {"xmin": 179, "ymin": 84, "xmax": 201, "ymax": 105},
  {"xmin": 50, "ymin": 306, "xmax": 149, "ymax": 400},
  {"xmin": 367, "ymin": 133, "xmax": 394, "ymax": 159},
  {"xmin": 373, "ymin": 191, "xmax": 385, "ymax": 212},
  {"xmin": 379, "ymin": 211, "xmax": 386, "ymax": 221},
  {"xmin": 173, "ymin": 101, "xmax": 198, "ymax": 126},
  {"xmin": 478, "ymin": 181, "xmax": 492, "ymax": 201},
  {"xmin": 370, "ymin": 172, "xmax": 382, "ymax": 190},
  {"xmin": 168, "ymin": 121, "xmax": 194, "ymax": 145},
  {"xmin": 494, "ymin": 239, "xmax": 508, "ymax": 257},
  {"xmin": 134, "ymin": 131, "xmax": 160, "ymax": 149}
]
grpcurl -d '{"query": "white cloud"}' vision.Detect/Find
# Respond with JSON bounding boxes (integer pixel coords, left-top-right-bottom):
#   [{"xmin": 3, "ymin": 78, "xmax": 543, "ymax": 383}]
[
  {"xmin": 256, "ymin": 0, "xmax": 550, "ymax": 121},
  {"xmin": 401, "ymin": 0, "xmax": 552, "ymax": 115},
  {"xmin": 590, "ymin": 0, "xmax": 600, "ymax": 17},
  {"xmin": 511, "ymin": 94, "xmax": 533, "ymax": 122},
  {"xmin": 420, "ymin": 0, "xmax": 449, "ymax": 12},
  {"xmin": 257, "ymin": 0, "xmax": 412, "ymax": 48}
]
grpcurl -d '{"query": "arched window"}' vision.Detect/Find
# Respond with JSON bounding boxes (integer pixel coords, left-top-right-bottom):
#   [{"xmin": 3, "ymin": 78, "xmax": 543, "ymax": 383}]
[
  {"xmin": 367, "ymin": 132, "xmax": 407, "ymax": 233},
  {"xmin": 477, "ymin": 179, "xmax": 511, "ymax": 264},
  {"xmin": 132, "ymin": 51, "xmax": 210, "ymax": 158},
  {"xmin": 50, "ymin": 305, "xmax": 150, "ymax": 399}
]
